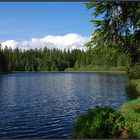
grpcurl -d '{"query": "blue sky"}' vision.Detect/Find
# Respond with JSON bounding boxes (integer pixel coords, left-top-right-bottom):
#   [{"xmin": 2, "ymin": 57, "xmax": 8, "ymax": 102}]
[{"xmin": 0, "ymin": 2, "xmax": 94, "ymax": 42}]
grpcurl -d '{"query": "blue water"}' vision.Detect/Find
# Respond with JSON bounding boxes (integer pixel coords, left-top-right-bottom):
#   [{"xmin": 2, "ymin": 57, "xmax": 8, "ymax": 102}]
[{"xmin": 0, "ymin": 72, "xmax": 128, "ymax": 138}]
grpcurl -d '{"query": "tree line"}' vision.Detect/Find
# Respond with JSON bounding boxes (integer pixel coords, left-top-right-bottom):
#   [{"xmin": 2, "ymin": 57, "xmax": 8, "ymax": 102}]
[{"xmin": 0, "ymin": 44, "xmax": 128, "ymax": 72}]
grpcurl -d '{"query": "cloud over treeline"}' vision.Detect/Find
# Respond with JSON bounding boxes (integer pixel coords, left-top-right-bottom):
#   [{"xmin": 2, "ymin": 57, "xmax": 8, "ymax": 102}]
[{"xmin": 1, "ymin": 33, "xmax": 89, "ymax": 51}]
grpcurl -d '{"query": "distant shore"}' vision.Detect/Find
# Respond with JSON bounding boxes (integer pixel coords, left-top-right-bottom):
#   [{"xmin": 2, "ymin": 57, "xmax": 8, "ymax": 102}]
[{"xmin": 0, "ymin": 70, "xmax": 127, "ymax": 75}]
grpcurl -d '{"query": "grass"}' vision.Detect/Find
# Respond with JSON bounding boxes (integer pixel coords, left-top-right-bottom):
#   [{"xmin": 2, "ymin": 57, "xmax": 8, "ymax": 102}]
[
  {"xmin": 65, "ymin": 65, "xmax": 126, "ymax": 72},
  {"xmin": 120, "ymin": 97, "xmax": 140, "ymax": 138},
  {"xmin": 64, "ymin": 66, "xmax": 126, "ymax": 75},
  {"xmin": 10, "ymin": 70, "xmax": 126, "ymax": 74}
]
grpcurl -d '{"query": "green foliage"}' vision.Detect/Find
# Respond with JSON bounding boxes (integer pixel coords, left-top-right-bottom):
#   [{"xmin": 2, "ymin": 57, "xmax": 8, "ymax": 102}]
[
  {"xmin": 86, "ymin": 1, "xmax": 140, "ymax": 71},
  {"xmin": 73, "ymin": 106, "xmax": 129, "ymax": 139},
  {"xmin": 129, "ymin": 64, "xmax": 140, "ymax": 79},
  {"xmin": 121, "ymin": 98, "xmax": 140, "ymax": 138},
  {"xmin": 125, "ymin": 79, "xmax": 140, "ymax": 99}
]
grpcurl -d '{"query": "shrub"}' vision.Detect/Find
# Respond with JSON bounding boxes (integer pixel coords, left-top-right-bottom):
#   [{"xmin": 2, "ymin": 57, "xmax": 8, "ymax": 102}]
[
  {"xmin": 125, "ymin": 79, "xmax": 140, "ymax": 99},
  {"xmin": 73, "ymin": 106, "xmax": 129, "ymax": 139},
  {"xmin": 128, "ymin": 64, "xmax": 140, "ymax": 79}
]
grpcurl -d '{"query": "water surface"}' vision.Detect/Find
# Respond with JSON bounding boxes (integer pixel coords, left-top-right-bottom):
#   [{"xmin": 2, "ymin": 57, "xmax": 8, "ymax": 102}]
[{"xmin": 0, "ymin": 72, "xmax": 128, "ymax": 138}]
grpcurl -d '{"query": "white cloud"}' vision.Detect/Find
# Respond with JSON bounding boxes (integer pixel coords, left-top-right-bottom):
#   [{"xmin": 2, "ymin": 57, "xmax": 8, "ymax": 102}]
[
  {"xmin": 1, "ymin": 33, "xmax": 89, "ymax": 51},
  {"xmin": 1, "ymin": 40, "xmax": 18, "ymax": 49}
]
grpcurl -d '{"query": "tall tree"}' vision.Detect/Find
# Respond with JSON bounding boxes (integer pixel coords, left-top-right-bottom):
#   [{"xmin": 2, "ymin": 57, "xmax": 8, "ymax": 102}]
[
  {"xmin": 0, "ymin": 44, "xmax": 8, "ymax": 72},
  {"xmin": 86, "ymin": 1, "xmax": 140, "ymax": 66}
]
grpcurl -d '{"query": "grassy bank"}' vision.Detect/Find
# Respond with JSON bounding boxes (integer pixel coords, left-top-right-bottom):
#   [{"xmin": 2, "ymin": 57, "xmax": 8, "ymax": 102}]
[
  {"xmin": 120, "ymin": 79, "xmax": 140, "ymax": 138},
  {"xmin": 65, "ymin": 66, "xmax": 126, "ymax": 72},
  {"xmin": 1, "ymin": 70, "xmax": 126, "ymax": 75},
  {"xmin": 121, "ymin": 97, "xmax": 140, "ymax": 138},
  {"xmin": 0, "ymin": 65, "xmax": 127, "ymax": 74},
  {"xmin": 64, "ymin": 66, "xmax": 126, "ymax": 75},
  {"xmin": 65, "ymin": 70, "xmax": 126, "ymax": 73}
]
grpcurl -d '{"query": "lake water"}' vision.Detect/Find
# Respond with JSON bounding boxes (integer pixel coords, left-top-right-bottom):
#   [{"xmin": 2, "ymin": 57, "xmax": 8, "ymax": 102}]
[{"xmin": 0, "ymin": 72, "xmax": 128, "ymax": 138}]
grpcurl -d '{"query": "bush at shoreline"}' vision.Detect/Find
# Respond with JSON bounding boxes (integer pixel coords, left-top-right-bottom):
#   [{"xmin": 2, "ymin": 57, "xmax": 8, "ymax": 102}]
[
  {"xmin": 125, "ymin": 79, "xmax": 140, "ymax": 99},
  {"xmin": 73, "ymin": 106, "xmax": 130, "ymax": 139}
]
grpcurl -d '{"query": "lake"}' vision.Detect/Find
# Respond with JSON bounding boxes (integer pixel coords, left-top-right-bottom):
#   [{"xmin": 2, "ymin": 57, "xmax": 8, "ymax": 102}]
[{"xmin": 0, "ymin": 72, "xmax": 128, "ymax": 138}]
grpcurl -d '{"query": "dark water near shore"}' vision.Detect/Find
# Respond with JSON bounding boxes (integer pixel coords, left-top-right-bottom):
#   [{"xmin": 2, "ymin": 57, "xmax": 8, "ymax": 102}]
[{"xmin": 0, "ymin": 72, "xmax": 128, "ymax": 138}]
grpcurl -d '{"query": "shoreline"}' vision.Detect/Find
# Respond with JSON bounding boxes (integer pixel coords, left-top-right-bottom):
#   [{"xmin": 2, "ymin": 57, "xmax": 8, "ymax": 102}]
[{"xmin": 0, "ymin": 70, "xmax": 127, "ymax": 75}]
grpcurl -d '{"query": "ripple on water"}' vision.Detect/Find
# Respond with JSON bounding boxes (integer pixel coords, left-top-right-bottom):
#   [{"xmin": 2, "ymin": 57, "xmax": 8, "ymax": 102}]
[{"xmin": 0, "ymin": 72, "xmax": 128, "ymax": 138}]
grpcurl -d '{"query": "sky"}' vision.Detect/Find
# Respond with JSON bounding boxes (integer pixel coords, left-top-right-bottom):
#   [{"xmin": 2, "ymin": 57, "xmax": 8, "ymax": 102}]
[{"xmin": 0, "ymin": 2, "xmax": 94, "ymax": 50}]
